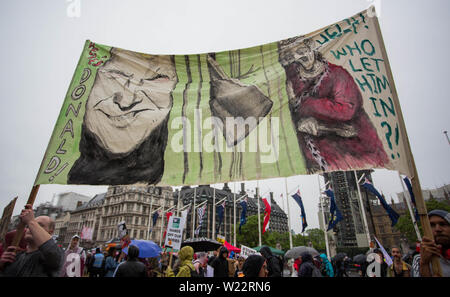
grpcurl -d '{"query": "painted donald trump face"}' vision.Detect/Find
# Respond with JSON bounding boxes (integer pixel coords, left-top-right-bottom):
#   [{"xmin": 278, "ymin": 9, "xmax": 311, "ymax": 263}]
[{"xmin": 85, "ymin": 48, "xmax": 177, "ymax": 155}]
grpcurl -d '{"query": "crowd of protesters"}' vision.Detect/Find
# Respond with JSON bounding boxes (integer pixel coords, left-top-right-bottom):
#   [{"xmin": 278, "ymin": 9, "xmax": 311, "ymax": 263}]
[{"xmin": 0, "ymin": 206, "xmax": 449, "ymax": 277}]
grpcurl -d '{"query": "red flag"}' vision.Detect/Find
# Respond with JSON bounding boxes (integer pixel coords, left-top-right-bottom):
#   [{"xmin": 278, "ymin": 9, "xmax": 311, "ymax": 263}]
[
  {"xmin": 162, "ymin": 211, "xmax": 173, "ymax": 246},
  {"xmin": 262, "ymin": 197, "xmax": 271, "ymax": 233}
]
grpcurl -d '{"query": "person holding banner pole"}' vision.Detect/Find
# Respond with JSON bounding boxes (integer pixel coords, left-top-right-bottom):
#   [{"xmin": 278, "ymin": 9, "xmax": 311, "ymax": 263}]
[
  {"xmin": 372, "ymin": 15, "xmax": 442, "ymax": 276},
  {"xmin": 284, "ymin": 178, "xmax": 293, "ymax": 249}
]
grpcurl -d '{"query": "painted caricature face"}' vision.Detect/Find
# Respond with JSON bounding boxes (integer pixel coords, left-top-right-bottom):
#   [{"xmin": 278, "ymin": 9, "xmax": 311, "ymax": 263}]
[
  {"xmin": 294, "ymin": 45, "xmax": 315, "ymax": 70},
  {"xmin": 85, "ymin": 48, "xmax": 177, "ymax": 155}
]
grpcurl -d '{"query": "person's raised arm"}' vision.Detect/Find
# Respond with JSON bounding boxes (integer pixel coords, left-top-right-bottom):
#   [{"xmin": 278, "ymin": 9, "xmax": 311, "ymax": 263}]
[{"xmin": 20, "ymin": 204, "xmax": 51, "ymax": 248}]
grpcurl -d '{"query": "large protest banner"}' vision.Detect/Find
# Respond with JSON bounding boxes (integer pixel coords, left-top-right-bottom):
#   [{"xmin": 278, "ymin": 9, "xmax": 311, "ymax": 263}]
[{"xmin": 34, "ymin": 8, "xmax": 411, "ymax": 187}]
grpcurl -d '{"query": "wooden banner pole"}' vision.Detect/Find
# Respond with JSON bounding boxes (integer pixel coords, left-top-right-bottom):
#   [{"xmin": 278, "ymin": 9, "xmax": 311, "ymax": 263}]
[
  {"xmin": 11, "ymin": 184, "xmax": 40, "ymax": 248},
  {"xmin": 373, "ymin": 14, "xmax": 442, "ymax": 276}
]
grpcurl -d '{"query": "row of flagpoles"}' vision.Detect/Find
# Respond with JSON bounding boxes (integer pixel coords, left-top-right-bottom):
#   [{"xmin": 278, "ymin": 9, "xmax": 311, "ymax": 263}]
[
  {"xmin": 144, "ymin": 172, "xmax": 424, "ymax": 261},
  {"xmin": 131, "ymin": 159, "xmax": 428, "ymax": 265}
]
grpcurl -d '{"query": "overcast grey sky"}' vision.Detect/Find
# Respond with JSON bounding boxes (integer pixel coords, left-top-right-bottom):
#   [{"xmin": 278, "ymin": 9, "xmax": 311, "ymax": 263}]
[{"xmin": 1, "ymin": 0, "xmax": 449, "ymax": 234}]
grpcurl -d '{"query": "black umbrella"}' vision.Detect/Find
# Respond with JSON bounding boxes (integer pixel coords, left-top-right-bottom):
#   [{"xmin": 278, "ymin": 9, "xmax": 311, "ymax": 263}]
[
  {"xmin": 180, "ymin": 237, "xmax": 222, "ymax": 252},
  {"xmin": 334, "ymin": 252, "xmax": 347, "ymax": 262},
  {"xmin": 353, "ymin": 254, "xmax": 367, "ymax": 264}
]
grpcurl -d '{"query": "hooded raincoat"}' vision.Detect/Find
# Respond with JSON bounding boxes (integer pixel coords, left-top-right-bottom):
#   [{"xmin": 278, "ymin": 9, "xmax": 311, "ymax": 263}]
[
  {"xmin": 319, "ymin": 253, "xmax": 334, "ymax": 277},
  {"xmin": 166, "ymin": 246, "xmax": 195, "ymax": 277}
]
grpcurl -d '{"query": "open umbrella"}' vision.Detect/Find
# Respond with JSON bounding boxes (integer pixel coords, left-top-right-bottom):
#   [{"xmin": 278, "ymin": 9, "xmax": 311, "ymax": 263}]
[
  {"xmin": 252, "ymin": 245, "xmax": 285, "ymax": 257},
  {"xmin": 334, "ymin": 252, "xmax": 347, "ymax": 262},
  {"xmin": 122, "ymin": 240, "xmax": 162, "ymax": 258},
  {"xmin": 353, "ymin": 254, "xmax": 367, "ymax": 264},
  {"xmin": 180, "ymin": 237, "xmax": 222, "ymax": 252},
  {"xmin": 284, "ymin": 246, "xmax": 319, "ymax": 259}
]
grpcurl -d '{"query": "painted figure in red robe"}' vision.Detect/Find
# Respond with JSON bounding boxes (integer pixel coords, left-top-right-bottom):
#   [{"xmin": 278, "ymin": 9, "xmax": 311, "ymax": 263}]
[{"xmin": 278, "ymin": 37, "xmax": 389, "ymax": 173}]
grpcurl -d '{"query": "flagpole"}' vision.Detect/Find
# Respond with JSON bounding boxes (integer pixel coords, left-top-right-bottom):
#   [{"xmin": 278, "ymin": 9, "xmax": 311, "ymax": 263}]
[
  {"xmin": 398, "ymin": 173, "xmax": 422, "ymax": 241},
  {"xmin": 284, "ymin": 178, "xmax": 293, "ymax": 249},
  {"xmin": 256, "ymin": 182, "xmax": 262, "ymax": 247},
  {"xmin": 192, "ymin": 187, "xmax": 196, "ymax": 238},
  {"xmin": 212, "ymin": 186, "xmax": 216, "ymax": 240},
  {"xmin": 159, "ymin": 197, "xmax": 166, "ymax": 247},
  {"xmin": 146, "ymin": 192, "xmax": 154, "ymax": 241},
  {"xmin": 320, "ymin": 194, "xmax": 331, "ymax": 261},
  {"xmin": 233, "ymin": 183, "xmax": 237, "ymax": 247},
  {"xmin": 177, "ymin": 189, "xmax": 181, "ymax": 217},
  {"xmin": 318, "ymin": 175, "xmax": 331, "ymax": 260},
  {"xmin": 353, "ymin": 171, "xmax": 372, "ymax": 246},
  {"xmin": 373, "ymin": 14, "xmax": 441, "ymax": 276}
]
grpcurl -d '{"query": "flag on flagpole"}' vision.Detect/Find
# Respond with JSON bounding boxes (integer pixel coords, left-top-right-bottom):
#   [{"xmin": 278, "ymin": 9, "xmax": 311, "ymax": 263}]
[
  {"xmin": 150, "ymin": 210, "xmax": 159, "ymax": 233},
  {"xmin": 216, "ymin": 201, "xmax": 226, "ymax": 233},
  {"xmin": 362, "ymin": 178, "xmax": 400, "ymax": 226},
  {"xmin": 374, "ymin": 236, "xmax": 393, "ymax": 267},
  {"xmin": 403, "ymin": 177, "xmax": 420, "ymax": 222},
  {"xmin": 262, "ymin": 197, "xmax": 271, "ymax": 233},
  {"xmin": 325, "ymin": 188, "xmax": 343, "ymax": 231},
  {"xmin": 292, "ymin": 190, "xmax": 308, "ymax": 233},
  {"xmin": 162, "ymin": 211, "xmax": 173, "ymax": 243},
  {"xmin": 181, "ymin": 206, "xmax": 190, "ymax": 228},
  {"xmin": 239, "ymin": 197, "xmax": 248, "ymax": 234},
  {"xmin": 195, "ymin": 204, "xmax": 207, "ymax": 236}
]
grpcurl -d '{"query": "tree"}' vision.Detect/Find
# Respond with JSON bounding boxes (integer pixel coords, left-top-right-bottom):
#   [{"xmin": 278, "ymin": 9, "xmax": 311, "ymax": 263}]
[
  {"xmin": 394, "ymin": 199, "xmax": 450, "ymax": 243},
  {"xmin": 235, "ymin": 214, "xmax": 297, "ymax": 250}
]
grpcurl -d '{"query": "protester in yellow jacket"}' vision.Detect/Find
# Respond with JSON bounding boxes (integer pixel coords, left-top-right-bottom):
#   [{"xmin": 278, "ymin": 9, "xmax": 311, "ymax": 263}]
[{"xmin": 165, "ymin": 246, "xmax": 195, "ymax": 277}]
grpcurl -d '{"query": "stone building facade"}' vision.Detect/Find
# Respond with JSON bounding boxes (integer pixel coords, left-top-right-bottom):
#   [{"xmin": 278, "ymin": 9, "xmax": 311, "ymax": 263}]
[
  {"xmin": 66, "ymin": 193, "xmax": 106, "ymax": 248},
  {"xmin": 97, "ymin": 185, "xmax": 175, "ymax": 245}
]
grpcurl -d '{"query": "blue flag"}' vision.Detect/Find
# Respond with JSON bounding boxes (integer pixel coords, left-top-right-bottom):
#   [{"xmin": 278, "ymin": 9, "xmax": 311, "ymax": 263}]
[
  {"xmin": 362, "ymin": 179, "xmax": 400, "ymax": 226},
  {"xmin": 292, "ymin": 191, "xmax": 308, "ymax": 233},
  {"xmin": 403, "ymin": 177, "xmax": 420, "ymax": 222},
  {"xmin": 239, "ymin": 198, "xmax": 248, "ymax": 234},
  {"xmin": 216, "ymin": 201, "xmax": 225, "ymax": 233},
  {"xmin": 150, "ymin": 211, "xmax": 159, "ymax": 233},
  {"xmin": 325, "ymin": 188, "xmax": 343, "ymax": 231}
]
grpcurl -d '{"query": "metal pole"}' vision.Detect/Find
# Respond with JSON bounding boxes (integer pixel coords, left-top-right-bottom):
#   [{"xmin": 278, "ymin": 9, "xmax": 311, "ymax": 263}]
[
  {"xmin": 146, "ymin": 193, "xmax": 154, "ymax": 240},
  {"xmin": 177, "ymin": 189, "xmax": 181, "ymax": 216},
  {"xmin": 354, "ymin": 171, "xmax": 372, "ymax": 246},
  {"xmin": 256, "ymin": 183, "xmax": 262, "ymax": 247},
  {"xmin": 212, "ymin": 186, "xmax": 216, "ymax": 240},
  {"xmin": 318, "ymin": 175, "xmax": 331, "ymax": 260},
  {"xmin": 320, "ymin": 195, "xmax": 331, "ymax": 260},
  {"xmin": 444, "ymin": 131, "xmax": 450, "ymax": 146},
  {"xmin": 284, "ymin": 178, "xmax": 293, "ymax": 249},
  {"xmin": 398, "ymin": 173, "xmax": 422, "ymax": 241},
  {"xmin": 233, "ymin": 183, "xmax": 237, "ymax": 247},
  {"xmin": 159, "ymin": 196, "xmax": 166, "ymax": 247},
  {"xmin": 192, "ymin": 187, "xmax": 196, "ymax": 238}
]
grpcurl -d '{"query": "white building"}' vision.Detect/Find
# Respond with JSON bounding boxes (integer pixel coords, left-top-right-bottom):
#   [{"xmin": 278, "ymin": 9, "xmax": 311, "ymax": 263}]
[{"xmin": 52, "ymin": 192, "xmax": 92, "ymax": 212}]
